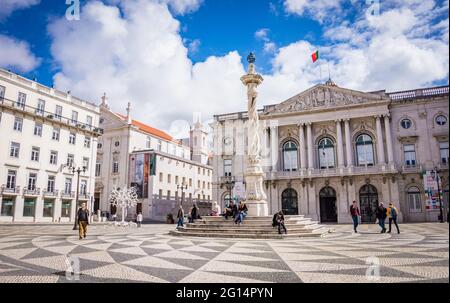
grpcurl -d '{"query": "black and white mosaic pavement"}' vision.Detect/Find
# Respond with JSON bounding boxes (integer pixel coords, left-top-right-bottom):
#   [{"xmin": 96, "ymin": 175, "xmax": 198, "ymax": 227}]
[{"xmin": 0, "ymin": 223, "xmax": 448, "ymax": 283}]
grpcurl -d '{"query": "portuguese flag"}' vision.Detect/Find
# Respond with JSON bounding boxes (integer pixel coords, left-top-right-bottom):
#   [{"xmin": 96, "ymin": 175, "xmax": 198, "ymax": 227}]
[{"xmin": 311, "ymin": 50, "xmax": 319, "ymax": 63}]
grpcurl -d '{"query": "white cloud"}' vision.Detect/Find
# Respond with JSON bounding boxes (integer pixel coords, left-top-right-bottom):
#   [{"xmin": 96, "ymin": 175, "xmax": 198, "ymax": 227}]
[
  {"xmin": 283, "ymin": 0, "xmax": 345, "ymax": 23},
  {"xmin": 162, "ymin": 0, "xmax": 203, "ymax": 15},
  {"xmin": 287, "ymin": 0, "xmax": 449, "ymax": 92},
  {"xmin": 48, "ymin": 0, "xmax": 449, "ymax": 134},
  {"xmin": 255, "ymin": 28, "xmax": 277, "ymax": 54},
  {"xmin": 0, "ymin": 34, "xmax": 41, "ymax": 73},
  {"xmin": 49, "ymin": 0, "xmax": 244, "ymax": 132},
  {"xmin": 255, "ymin": 28, "xmax": 270, "ymax": 40},
  {"xmin": 187, "ymin": 39, "xmax": 201, "ymax": 53},
  {"xmin": 0, "ymin": 0, "xmax": 40, "ymax": 20}
]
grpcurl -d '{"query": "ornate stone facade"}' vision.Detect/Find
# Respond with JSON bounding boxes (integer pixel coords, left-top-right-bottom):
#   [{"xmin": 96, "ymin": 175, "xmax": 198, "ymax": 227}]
[{"xmin": 211, "ymin": 83, "xmax": 449, "ymax": 223}]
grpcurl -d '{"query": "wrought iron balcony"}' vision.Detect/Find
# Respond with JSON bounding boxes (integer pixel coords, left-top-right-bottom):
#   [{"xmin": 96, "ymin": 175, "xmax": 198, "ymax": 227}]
[
  {"xmin": 0, "ymin": 96, "xmax": 103, "ymax": 136},
  {"xmin": 43, "ymin": 189, "xmax": 59, "ymax": 197},
  {"xmin": 0, "ymin": 185, "xmax": 21, "ymax": 195},
  {"xmin": 23, "ymin": 187, "xmax": 41, "ymax": 196},
  {"xmin": 78, "ymin": 193, "xmax": 90, "ymax": 200},
  {"xmin": 61, "ymin": 191, "xmax": 75, "ymax": 198}
]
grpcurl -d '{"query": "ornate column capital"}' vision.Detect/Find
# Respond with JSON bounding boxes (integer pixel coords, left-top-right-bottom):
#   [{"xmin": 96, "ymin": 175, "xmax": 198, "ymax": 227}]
[
  {"xmin": 297, "ymin": 123, "xmax": 305, "ymax": 127},
  {"xmin": 334, "ymin": 119, "xmax": 343, "ymax": 123},
  {"xmin": 305, "ymin": 122, "xmax": 312, "ymax": 127},
  {"xmin": 343, "ymin": 118, "xmax": 351, "ymax": 123}
]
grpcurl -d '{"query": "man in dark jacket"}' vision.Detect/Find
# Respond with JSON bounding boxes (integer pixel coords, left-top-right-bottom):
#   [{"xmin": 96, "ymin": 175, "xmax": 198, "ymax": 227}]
[
  {"xmin": 276, "ymin": 211, "xmax": 287, "ymax": 235},
  {"xmin": 76, "ymin": 203, "xmax": 89, "ymax": 240},
  {"xmin": 376, "ymin": 202, "xmax": 387, "ymax": 233}
]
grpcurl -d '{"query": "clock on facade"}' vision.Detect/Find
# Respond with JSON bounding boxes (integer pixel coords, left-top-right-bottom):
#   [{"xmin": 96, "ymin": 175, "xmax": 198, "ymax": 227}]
[
  {"xmin": 223, "ymin": 137, "xmax": 232, "ymax": 146},
  {"xmin": 436, "ymin": 115, "xmax": 447, "ymax": 126}
]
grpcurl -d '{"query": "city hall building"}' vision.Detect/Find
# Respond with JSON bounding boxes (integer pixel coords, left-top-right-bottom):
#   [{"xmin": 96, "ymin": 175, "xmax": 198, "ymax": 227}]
[
  {"xmin": 0, "ymin": 68, "xmax": 101, "ymax": 223},
  {"xmin": 211, "ymin": 81, "xmax": 449, "ymax": 223}
]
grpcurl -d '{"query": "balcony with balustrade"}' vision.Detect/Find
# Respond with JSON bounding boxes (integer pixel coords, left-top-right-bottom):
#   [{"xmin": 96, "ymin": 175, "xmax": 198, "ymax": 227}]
[
  {"xmin": 0, "ymin": 96, "xmax": 103, "ymax": 136},
  {"xmin": 78, "ymin": 193, "xmax": 90, "ymax": 201},
  {"xmin": 0, "ymin": 185, "xmax": 21, "ymax": 195},
  {"xmin": 23, "ymin": 187, "xmax": 41, "ymax": 197},
  {"xmin": 43, "ymin": 189, "xmax": 59, "ymax": 198},
  {"xmin": 61, "ymin": 191, "xmax": 75, "ymax": 199},
  {"xmin": 387, "ymin": 86, "xmax": 449, "ymax": 102},
  {"xmin": 267, "ymin": 164, "xmax": 398, "ymax": 180}
]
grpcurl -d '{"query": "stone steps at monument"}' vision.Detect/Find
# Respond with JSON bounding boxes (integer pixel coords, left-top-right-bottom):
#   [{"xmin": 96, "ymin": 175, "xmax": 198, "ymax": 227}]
[
  {"xmin": 169, "ymin": 215, "xmax": 330, "ymax": 239},
  {"xmin": 185, "ymin": 221, "xmax": 319, "ymax": 229},
  {"xmin": 176, "ymin": 226, "xmax": 322, "ymax": 234},
  {"xmin": 169, "ymin": 228, "xmax": 328, "ymax": 239}
]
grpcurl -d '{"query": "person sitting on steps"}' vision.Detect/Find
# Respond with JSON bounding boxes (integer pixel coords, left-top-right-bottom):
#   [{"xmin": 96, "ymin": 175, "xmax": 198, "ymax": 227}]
[
  {"xmin": 234, "ymin": 201, "xmax": 248, "ymax": 225},
  {"xmin": 276, "ymin": 211, "xmax": 287, "ymax": 235}
]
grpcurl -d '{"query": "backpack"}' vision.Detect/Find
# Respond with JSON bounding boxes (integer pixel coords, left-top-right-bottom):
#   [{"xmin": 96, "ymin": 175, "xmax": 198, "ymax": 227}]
[{"xmin": 390, "ymin": 207, "xmax": 397, "ymax": 218}]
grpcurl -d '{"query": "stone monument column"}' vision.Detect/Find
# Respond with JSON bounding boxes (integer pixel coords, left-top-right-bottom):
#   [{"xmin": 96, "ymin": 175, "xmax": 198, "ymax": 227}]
[{"xmin": 240, "ymin": 53, "xmax": 269, "ymax": 217}]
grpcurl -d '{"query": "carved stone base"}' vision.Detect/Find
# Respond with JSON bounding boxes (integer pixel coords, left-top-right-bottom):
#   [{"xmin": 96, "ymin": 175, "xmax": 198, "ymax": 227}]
[{"xmin": 246, "ymin": 199, "xmax": 269, "ymax": 217}]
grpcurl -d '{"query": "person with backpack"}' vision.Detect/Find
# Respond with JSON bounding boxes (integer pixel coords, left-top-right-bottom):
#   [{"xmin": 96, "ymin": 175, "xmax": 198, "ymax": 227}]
[
  {"xmin": 375, "ymin": 202, "xmax": 387, "ymax": 233},
  {"xmin": 387, "ymin": 202, "xmax": 400, "ymax": 234},
  {"xmin": 350, "ymin": 201, "xmax": 361, "ymax": 233}
]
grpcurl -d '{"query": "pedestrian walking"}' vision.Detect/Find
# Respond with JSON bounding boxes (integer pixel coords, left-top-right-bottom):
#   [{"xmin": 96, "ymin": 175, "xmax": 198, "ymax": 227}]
[
  {"xmin": 350, "ymin": 201, "xmax": 361, "ymax": 233},
  {"xmin": 137, "ymin": 212, "xmax": 143, "ymax": 228},
  {"xmin": 376, "ymin": 202, "xmax": 387, "ymax": 233},
  {"xmin": 76, "ymin": 203, "xmax": 89, "ymax": 240},
  {"xmin": 177, "ymin": 205, "xmax": 185, "ymax": 228},
  {"xmin": 387, "ymin": 203, "xmax": 400, "ymax": 234}
]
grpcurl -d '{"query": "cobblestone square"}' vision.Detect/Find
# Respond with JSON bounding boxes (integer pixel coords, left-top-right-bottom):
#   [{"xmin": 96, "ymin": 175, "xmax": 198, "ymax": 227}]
[{"xmin": 0, "ymin": 223, "xmax": 448, "ymax": 283}]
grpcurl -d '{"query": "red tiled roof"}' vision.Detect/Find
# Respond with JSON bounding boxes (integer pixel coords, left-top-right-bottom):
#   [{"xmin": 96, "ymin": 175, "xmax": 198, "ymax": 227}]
[{"xmin": 116, "ymin": 113, "xmax": 173, "ymax": 141}]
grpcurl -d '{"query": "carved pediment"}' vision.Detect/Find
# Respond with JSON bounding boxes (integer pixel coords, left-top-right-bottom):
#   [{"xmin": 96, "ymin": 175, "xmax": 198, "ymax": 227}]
[{"xmin": 265, "ymin": 84, "xmax": 389, "ymax": 115}]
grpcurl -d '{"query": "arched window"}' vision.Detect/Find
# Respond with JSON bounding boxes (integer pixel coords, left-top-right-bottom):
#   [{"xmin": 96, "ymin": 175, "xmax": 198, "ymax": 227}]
[
  {"xmin": 318, "ymin": 138, "xmax": 335, "ymax": 169},
  {"xmin": 407, "ymin": 186, "xmax": 422, "ymax": 213},
  {"xmin": 281, "ymin": 188, "xmax": 298, "ymax": 215},
  {"xmin": 283, "ymin": 141, "xmax": 298, "ymax": 171},
  {"xmin": 356, "ymin": 134, "xmax": 375, "ymax": 166}
]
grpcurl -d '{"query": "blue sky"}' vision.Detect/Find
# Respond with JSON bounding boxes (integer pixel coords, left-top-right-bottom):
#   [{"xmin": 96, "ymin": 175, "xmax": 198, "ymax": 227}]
[
  {"xmin": 1, "ymin": 0, "xmax": 325, "ymax": 84},
  {"xmin": 0, "ymin": 0, "xmax": 448, "ymax": 133}
]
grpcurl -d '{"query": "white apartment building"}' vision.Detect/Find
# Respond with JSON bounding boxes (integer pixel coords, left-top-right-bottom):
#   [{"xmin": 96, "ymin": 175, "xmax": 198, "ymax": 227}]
[
  {"xmin": 95, "ymin": 99, "xmax": 212, "ymax": 220},
  {"xmin": 0, "ymin": 68, "xmax": 101, "ymax": 223},
  {"xmin": 130, "ymin": 149, "xmax": 213, "ymax": 221}
]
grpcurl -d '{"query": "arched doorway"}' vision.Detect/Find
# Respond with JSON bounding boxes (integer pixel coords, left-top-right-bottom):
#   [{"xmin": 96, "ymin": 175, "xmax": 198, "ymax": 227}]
[
  {"xmin": 281, "ymin": 188, "xmax": 298, "ymax": 215},
  {"xmin": 319, "ymin": 187, "xmax": 337, "ymax": 223},
  {"xmin": 359, "ymin": 184, "xmax": 379, "ymax": 223}
]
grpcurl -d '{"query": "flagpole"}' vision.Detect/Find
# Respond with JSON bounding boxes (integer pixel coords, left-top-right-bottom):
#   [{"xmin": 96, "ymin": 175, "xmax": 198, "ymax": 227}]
[{"xmin": 327, "ymin": 61, "xmax": 331, "ymax": 80}]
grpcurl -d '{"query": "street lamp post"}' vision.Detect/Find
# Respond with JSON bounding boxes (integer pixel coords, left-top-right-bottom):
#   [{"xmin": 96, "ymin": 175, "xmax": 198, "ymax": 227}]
[
  {"xmin": 225, "ymin": 178, "xmax": 235, "ymax": 207},
  {"xmin": 431, "ymin": 167, "xmax": 444, "ymax": 223},
  {"xmin": 177, "ymin": 183, "xmax": 188, "ymax": 206},
  {"xmin": 72, "ymin": 166, "xmax": 86, "ymax": 229}
]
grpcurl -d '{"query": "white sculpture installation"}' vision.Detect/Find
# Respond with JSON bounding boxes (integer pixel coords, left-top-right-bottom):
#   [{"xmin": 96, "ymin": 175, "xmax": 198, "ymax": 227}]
[
  {"xmin": 109, "ymin": 186, "xmax": 138, "ymax": 227},
  {"xmin": 240, "ymin": 53, "xmax": 269, "ymax": 216}
]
